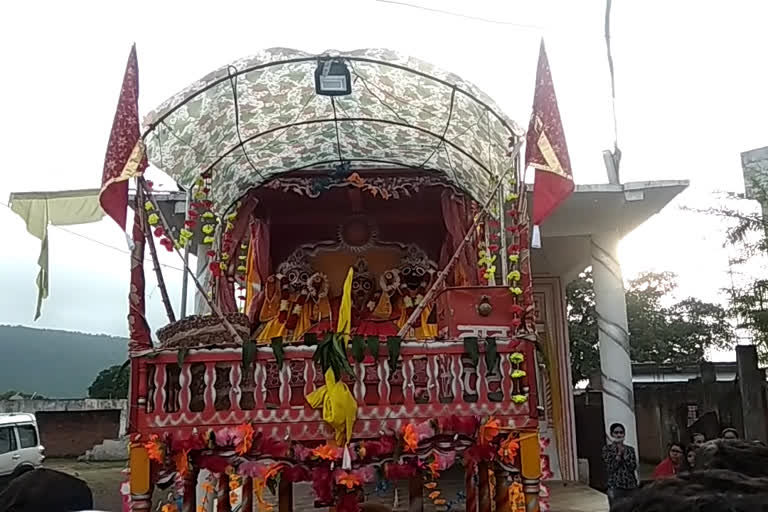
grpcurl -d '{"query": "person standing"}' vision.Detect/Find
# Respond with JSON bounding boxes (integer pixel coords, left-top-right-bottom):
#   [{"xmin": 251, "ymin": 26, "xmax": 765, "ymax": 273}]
[
  {"xmin": 602, "ymin": 422, "xmax": 638, "ymax": 506},
  {"xmin": 721, "ymin": 427, "xmax": 739, "ymax": 440},
  {"xmin": 685, "ymin": 444, "xmax": 697, "ymax": 471},
  {"xmin": 691, "ymin": 432, "xmax": 706, "ymax": 447},
  {"xmin": 653, "ymin": 442, "xmax": 684, "ymax": 479}
]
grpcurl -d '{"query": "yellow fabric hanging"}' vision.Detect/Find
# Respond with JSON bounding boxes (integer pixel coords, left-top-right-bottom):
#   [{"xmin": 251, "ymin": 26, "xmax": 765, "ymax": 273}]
[
  {"xmin": 337, "ymin": 267, "xmax": 354, "ymax": 345},
  {"xmin": 305, "ymin": 368, "xmax": 358, "ymax": 445},
  {"xmin": 305, "ymin": 266, "xmax": 357, "ymax": 445}
]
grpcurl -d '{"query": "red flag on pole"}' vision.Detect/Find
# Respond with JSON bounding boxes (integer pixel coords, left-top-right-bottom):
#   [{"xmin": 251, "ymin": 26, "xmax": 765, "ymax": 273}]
[
  {"xmin": 526, "ymin": 40, "xmax": 574, "ymax": 247},
  {"xmin": 100, "ymin": 44, "xmax": 147, "ymax": 231}
]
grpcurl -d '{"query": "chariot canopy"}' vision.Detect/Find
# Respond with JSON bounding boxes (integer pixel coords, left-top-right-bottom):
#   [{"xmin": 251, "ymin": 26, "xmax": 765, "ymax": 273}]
[{"xmin": 143, "ymin": 48, "xmax": 523, "ymax": 209}]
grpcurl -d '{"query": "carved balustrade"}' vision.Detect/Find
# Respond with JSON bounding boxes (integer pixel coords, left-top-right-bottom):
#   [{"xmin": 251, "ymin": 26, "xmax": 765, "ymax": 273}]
[{"xmin": 132, "ymin": 339, "xmax": 537, "ymax": 440}]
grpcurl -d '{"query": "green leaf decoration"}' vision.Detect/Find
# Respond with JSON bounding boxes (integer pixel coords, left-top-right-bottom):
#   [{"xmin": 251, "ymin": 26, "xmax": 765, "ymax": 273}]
[
  {"xmin": 351, "ymin": 336, "xmax": 366, "ymax": 363},
  {"xmin": 270, "ymin": 337, "xmax": 285, "ymax": 370},
  {"xmin": 303, "ymin": 333, "xmax": 318, "ymax": 346},
  {"xmin": 177, "ymin": 347, "xmax": 189, "ymax": 367},
  {"xmin": 485, "ymin": 337, "xmax": 499, "ymax": 375},
  {"xmin": 366, "ymin": 336, "xmax": 380, "ymax": 361},
  {"xmin": 242, "ymin": 340, "xmax": 257, "ymax": 369},
  {"xmin": 387, "ymin": 336, "xmax": 402, "ymax": 372},
  {"xmin": 463, "ymin": 337, "xmax": 479, "ymax": 367}
]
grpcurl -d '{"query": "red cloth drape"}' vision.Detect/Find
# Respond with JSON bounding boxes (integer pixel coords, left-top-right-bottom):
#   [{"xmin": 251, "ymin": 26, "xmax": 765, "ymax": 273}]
[
  {"xmin": 127, "ymin": 203, "xmax": 151, "ymax": 352},
  {"xmin": 245, "ymin": 218, "xmax": 271, "ymax": 324},
  {"xmin": 214, "ymin": 196, "xmax": 260, "ymax": 313},
  {"xmin": 439, "ymin": 189, "xmax": 478, "ymax": 287}
]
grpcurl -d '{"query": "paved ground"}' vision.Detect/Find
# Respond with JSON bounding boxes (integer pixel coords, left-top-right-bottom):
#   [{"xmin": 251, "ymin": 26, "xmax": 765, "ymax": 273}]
[{"xmin": 43, "ymin": 460, "xmax": 608, "ymax": 512}]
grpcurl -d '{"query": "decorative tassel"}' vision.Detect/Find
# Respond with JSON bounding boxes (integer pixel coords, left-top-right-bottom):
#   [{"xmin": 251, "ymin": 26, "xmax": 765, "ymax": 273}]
[
  {"xmin": 342, "ymin": 445, "xmax": 352, "ymax": 470},
  {"xmin": 531, "ymin": 225, "xmax": 542, "ymax": 249}
]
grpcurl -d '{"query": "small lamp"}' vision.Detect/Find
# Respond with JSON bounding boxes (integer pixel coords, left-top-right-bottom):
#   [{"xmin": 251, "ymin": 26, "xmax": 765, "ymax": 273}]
[{"xmin": 315, "ymin": 58, "xmax": 352, "ymax": 96}]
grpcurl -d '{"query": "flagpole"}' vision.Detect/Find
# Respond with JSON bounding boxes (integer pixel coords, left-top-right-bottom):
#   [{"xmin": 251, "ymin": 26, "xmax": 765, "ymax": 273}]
[
  {"xmin": 179, "ymin": 187, "xmax": 192, "ymax": 318},
  {"xmin": 396, "ymin": 138, "xmax": 524, "ymax": 338}
]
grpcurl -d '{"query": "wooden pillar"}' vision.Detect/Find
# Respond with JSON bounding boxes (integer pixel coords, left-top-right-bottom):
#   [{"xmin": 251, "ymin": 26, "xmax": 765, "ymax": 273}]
[
  {"xmin": 465, "ymin": 464, "xmax": 478, "ymax": 512},
  {"xmin": 520, "ymin": 433, "xmax": 541, "ymax": 512},
  {"xmin": 129, "ymin": 442, "xmax": 152, "ymax": 511},
  {"xmin": 181, "ymin": 466, "xmax": 199, "ymax": 512},
  {"xmin": 478, "ymin": 462, "xmax": 492, "ymax": 512},
  {"xmin": 241, "ymin": 477, "xmax": 253, "ymax": 512},
  {"xmin": 493, "ymin": 466, "xmax": 511, "ymax": 512},
  {"xmin": 279, "ymin": 478, "xmax": 293, "ymax": 512},
  {"xmin": 408, "ymin": 476, "xmax": 423, "ymax": 512},
  {"xmin": 217, "ymin": 474, "xmax": 232, "ymax": 512}
]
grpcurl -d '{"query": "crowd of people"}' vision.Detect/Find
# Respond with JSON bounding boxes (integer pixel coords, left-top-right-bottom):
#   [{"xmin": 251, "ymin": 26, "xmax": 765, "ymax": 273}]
[{"xmin": 602, "ymin": 424, "xmax": 768, "ymax": 511}]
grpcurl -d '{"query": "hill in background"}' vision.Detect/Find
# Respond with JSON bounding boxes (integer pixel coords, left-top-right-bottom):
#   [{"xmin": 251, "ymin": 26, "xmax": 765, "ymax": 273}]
[{"xmin": 0, "ymin": 325, "xmax": 127, "ymax": 398}]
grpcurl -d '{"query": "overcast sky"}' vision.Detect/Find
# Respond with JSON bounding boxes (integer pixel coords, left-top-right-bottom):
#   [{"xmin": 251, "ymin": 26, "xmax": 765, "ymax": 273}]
[{"xmin": 1, "ymin": 1, "xmax": 767, "ymax": 353}]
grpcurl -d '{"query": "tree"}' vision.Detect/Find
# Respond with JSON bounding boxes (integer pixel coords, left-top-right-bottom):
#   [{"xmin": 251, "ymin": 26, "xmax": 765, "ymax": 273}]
[
  {"xmin": 566, "ymin": 270, "xmax": 735, "ymax": 384},
  {"xmin": 88, "ymin": 363, "xmax": 129, "ymax": 399},
  {"xmin": 698, "ymin": 186, "xmax": 768, "ymax": 361}
]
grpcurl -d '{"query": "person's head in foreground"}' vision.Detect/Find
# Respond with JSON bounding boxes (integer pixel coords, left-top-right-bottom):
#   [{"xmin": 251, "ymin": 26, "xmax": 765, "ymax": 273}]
[
  {"xmin": 0, "ymin": 468, "xmax": 93, "ymax": 512},
  {"xmin": 696, "ymin": 439, "xmax": 768, "ymax": 478},
  {"xmin": 691, "ymin": 432, "xmax": 706, "ymax": 446},
  {"xmin": 668, "ymin": 442, "xmax": 685, "ymax": 467},
  {"xmin": 611, "ymin": 469, "xmax": 768, "ymax": 511},
  {"xmin": 721, "ymin": 427, "xmax": 739, "ymax": 440},
  {"xmin": 685, "ymin": 444, "xmax": 697, "ymax": 470}
]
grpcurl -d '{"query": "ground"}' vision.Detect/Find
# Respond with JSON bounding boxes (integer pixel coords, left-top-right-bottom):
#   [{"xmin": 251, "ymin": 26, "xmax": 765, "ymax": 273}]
[{"xmin": 43, "ymin": 460, "xmax": 608, "ymax": 512}]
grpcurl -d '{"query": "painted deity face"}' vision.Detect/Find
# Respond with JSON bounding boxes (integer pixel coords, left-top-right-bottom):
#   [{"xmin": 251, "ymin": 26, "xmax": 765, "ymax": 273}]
[
  {"xmin": 398, "ymin": 246, "xmax": 436, "ymax": 292},
  {"xmin": 351, "ymin": 273, "xmax": 374, "ymax": 311},
  {"xmin": 277, "ymin": 252, "xmax": 312, "ymax": 294}
]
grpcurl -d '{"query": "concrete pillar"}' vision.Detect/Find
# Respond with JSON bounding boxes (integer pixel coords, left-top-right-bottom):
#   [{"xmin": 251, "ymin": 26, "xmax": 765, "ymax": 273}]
[
  {"xmin": 736, "ymin": 345, "xmax": 768, "ymax": 442},
  {"xmin": 590, "ymin": 232, "xmax": 637, "ymax": 450},
  {"xmin": 195, "ymin": 244, "xmax": 211, "ymax": 315}
]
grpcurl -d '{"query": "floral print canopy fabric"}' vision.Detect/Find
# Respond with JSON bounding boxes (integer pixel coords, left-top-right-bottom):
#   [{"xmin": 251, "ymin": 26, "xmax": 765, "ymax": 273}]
[{"xmin": 143, "ymin": 48, "xmax": 523, "ymax": 209}]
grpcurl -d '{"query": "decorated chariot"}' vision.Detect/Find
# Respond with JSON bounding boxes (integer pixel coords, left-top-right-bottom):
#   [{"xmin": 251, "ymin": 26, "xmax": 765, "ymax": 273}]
[{"xmin": 103, "ymin": 45, "xmax": 565, "ymax": 512}]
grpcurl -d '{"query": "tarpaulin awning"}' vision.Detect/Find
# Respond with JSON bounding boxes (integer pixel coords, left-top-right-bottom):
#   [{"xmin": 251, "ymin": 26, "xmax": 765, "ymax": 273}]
[{"xmin": 143, "ymin": 48, "xmax": 523, "ymax": 209}]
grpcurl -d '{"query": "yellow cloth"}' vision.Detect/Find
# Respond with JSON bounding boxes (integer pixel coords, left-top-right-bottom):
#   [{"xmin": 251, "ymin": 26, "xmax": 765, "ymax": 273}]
[
  {"xmin": 305, "ymin": 266, "xmax": 358, "ymax": 445},
  {"xmin": 337, "ymin": 267, "xmax": 354, "ymax": 345},
  {"xmin": 10, "ymin": 189, "xmax": 105, "ymax": 319},
  {"xmin": 305, "ymin": 368, "xmax": 358, "ymax": 445},
  {"xmin": 244, "ymin": 236, "xmax": 262, "ymax": 315}
]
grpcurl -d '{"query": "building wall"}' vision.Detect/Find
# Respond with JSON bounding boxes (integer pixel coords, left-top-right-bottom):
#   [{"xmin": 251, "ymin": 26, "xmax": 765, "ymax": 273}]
[
  {"xmin": 0, "ymin": 399, "xmax": 128, "ymax": 458},
  {"xmin": 35, "ymin": 410, "xmax": 121, "ymax": 457}
]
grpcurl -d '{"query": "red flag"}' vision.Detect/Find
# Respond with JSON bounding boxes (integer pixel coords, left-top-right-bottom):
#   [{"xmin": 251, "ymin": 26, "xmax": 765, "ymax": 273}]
[
  {"xmin": 526, "ymin": 40, "xmax": 574, "ymax": 227},
  {"xmin": 100, "ymin": 45, "xmax": 147, "ymax": 230}
]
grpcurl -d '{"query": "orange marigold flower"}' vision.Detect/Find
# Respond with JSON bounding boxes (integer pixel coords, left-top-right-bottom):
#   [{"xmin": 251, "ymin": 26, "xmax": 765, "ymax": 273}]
[
  {"xmin": 236, "ymin": 423, "xmax": 255, "ymax": 455},
  {"xmin": 144, "ymin": 435, "xmax": 164, "ymax": 463},
  {"xmin": 197, "ymin": 506, "xmax": 205, "ymax": 512},
  {"xmin": 229, "ymin": 477, "xmax": 241, "ymax": 491},
  {"xmin": 337, "ymin": 471, "xmax": 362, "ymax": 489},
  {"xmin": 498, "ymin": 437, "xmax": 520, "ymax": 464},
  {"xmin": 479, "ymin": 417, "xmax": 500, "ymax": 445},
  {"xmin": 403, "ymin": 423, "xmax": 419, "ymax": 453},
  {"xmin": 428, "ymin": 491, "xmax": 441, "ymax": 500},
  {"xmin": 424, "ymin": 482, "xmax": 438, "ymax": 489},
  {"xmin": 433, "ymin": 499, "xmax": 447, "ymax": 506},
  {"xmin": 201, "ymin": 482, "xmax": 215, "ymax": 494},
  {"xmin": 312, "ymin": 443, "xmax": 339, "ymax": 460},
  {"xmin": 175, "ymin": 449, "xmax": 190, "ymax": 478},
  {"xmin": 161, "ymin": 505, "xmax": 179, "ymax": 512}
]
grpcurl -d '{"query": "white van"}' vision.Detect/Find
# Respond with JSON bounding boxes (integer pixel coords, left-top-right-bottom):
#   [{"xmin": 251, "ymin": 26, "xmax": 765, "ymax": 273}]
[{"xmin": 0, "ymin": 413, "xmax": 45, "ymax": 481}]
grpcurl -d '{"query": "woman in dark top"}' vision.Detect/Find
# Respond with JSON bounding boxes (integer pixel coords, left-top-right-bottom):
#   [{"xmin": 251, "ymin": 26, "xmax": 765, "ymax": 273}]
[
  {"xmin": 602, "ymin": 422, "xmax": 638, "ymax": 506},
  {"xmin": 685, "ymin": 444, "xmax": 697, "ymax": 471}
]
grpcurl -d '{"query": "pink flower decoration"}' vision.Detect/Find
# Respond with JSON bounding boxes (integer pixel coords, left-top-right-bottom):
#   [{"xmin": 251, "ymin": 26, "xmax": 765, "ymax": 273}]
[
  {"xmin": 414, "ymin": 420, "xmax": 434, "ymax": 442},
  {"xmin": 215, "ymin": 427, "xmax": 242, "ymax": 448},
  {"xmin": 433, "ymin": 450, "xmax": 456, "ymax": 471},
  {"xmin": 352, "ymin": 466, "xmax": 376, "ymax": 483},
  {"xmin": 292, "ymin": 444, "xmax": 312, "ymax": 461},
  {"xmin": 238, "ymin": 461, "xmax": 268, "ymax": 479}
]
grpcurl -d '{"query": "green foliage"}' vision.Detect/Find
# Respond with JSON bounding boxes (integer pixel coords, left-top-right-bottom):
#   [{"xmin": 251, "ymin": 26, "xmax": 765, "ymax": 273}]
[
  {"xmin": 88, "ymin": 363, "xmax": 129, "ymax": 399},
  {"xmin": 566, "ymin": 270, "xmax": 736, "ymax": 384}
]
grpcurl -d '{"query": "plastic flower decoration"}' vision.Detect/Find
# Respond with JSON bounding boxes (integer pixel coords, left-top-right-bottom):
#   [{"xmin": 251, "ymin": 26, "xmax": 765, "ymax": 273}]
[
  {"xmin": 509, "ymin": 352, "xmax": 525, "ymax": 364},
  {"xmin": 203, "ymin": 236, "xmax": 215, "ymax": 245},
  {"xmin": 144, "ymin": 201, "xmax": 154, "ymax": 211},
  {"xmin": 479, "ymin": 417, "xmax": 500, "ymax": 445},
  {"xmin": 147, "ymin": 213, "xmax": 159, "ymax": 226},
  {"xmin": 202, "ymin": 224, "xmax": 215, "ymax": 235},
  {"xmin": 509, "ymin": 286, "xmax": 523, "ymax": 296},
  {"xmin": 511, "ymin": 394, "xmax": 528, "ymax": 404},
  {"xmin": 336, "ymin": 471, "xmax": 362, "ymax": 489},
  {"xmin": 403, "ymin": 423, "xmax": 419, "ymax": 453},
  {"xmin": 507, "ymin": 270, "xmax": 521, "ymax": 282},
  {"xmin": 511, "ymin": 369, "xmax": 527, "ymax": 379},
  {"xmin": 312, "ymin": 443, "xmax": 340, "ymax": 461}
]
